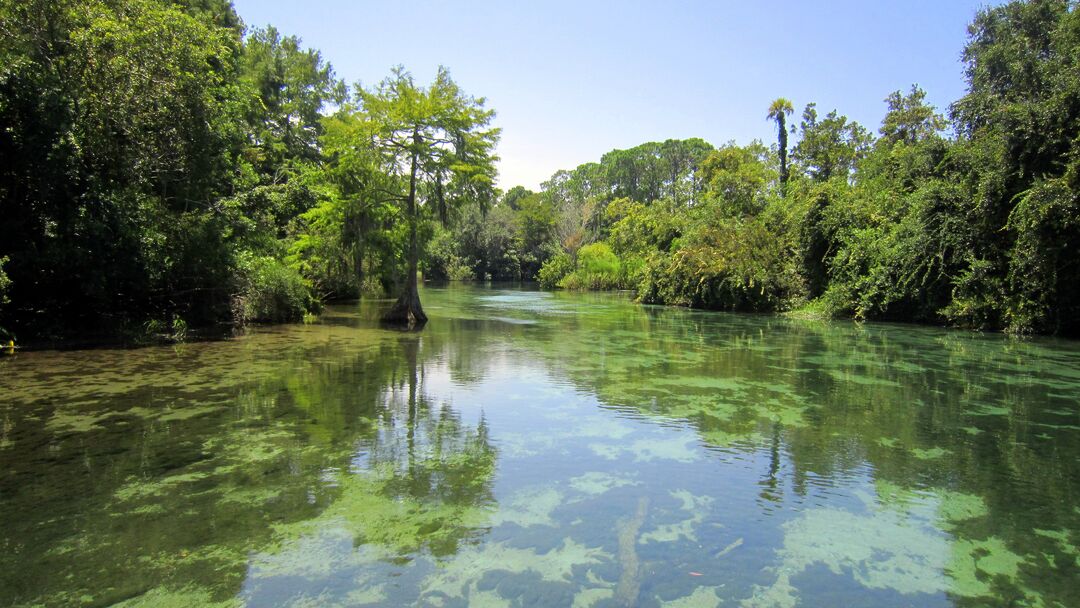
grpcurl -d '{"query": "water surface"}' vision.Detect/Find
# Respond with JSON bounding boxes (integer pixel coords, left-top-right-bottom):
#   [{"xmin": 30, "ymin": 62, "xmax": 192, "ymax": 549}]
[{"xmin": 1, "ymin": 285, "xmax": 1078, "ymax": 607}]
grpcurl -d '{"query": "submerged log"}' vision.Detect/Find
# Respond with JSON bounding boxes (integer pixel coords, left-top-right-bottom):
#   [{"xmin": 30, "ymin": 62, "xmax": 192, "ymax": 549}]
[{"xmin": 615, "ymin": 496, "xmax": 649, "ymax": 606}]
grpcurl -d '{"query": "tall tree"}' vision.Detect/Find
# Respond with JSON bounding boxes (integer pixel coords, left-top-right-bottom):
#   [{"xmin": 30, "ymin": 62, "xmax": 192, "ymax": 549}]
[
  {"xmin": 360, "ymin": 66, "xmax": 498, "ymax": 327},
  {"xmin": 793, "ymin": 103, "xmax": 871, "ymax": 182},
  {"xmin": 0, "ymin": 0, "xmax": 248, "ymax": 334},
  {"xmin": 950, "ymin": 0, "xmax": 1080, "ymax": 333},
  {"xmin": 240, "ymin": 26, "xmax": 345, "ymax": 183},
  {"xmin": 767, "ymin": 98, "xmax": 795, "ymax": 190},
  {"xmin": 879, "ymin": 85, "xmax": 946, "ymax": 145}
]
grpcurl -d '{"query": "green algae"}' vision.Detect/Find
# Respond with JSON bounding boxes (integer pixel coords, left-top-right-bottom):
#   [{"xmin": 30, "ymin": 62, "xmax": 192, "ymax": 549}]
[
  {"xmin": 491, "ymin": 487, "xmax": 563, "ymax": 528},
  {"xmin": 110, "ymin": 586, "xmax": 242, "ymax": 608},
  {"xmin": 912, "ymin": 447, "xmax": 951, "ymax": 460},
  {"xmin": 114, "ymin": 471, "xmax": 211, "ymax": 502},
  {"xmin": 4, "ymin": 286, "xmax": 1080, "ymax": 608},
  {"xmin": 569, "ymin": 472, "xmax": 641, "ymax": 498},
  {"xmin": 663, "ymin": 585, "xmax": 724, "ymax": 607},
  {"xmin": 654, "ymin": 376, "xmax": 747, "ymax": 392},
  {"xmin": 573, "ymin": 586, "xmax": 615, "ymax": 607},
  {"xmin": 294, "ymin": 468, "xmax": 492, "ymax": 558},
  {"xmin": 741, "ymin": 572, "xmax": 798, "ymax": 608},
  {"xmin": 1034, "ymin": 528, "xmax": 1080, "ymax": 568},
  {"xmin": 1034, "ymin": 529, "xmax": 1077, "ymax": 553},
  {"xmin": 45, "ymin": 410, "xmax": 111, "ymax": 433},
  {"xmin": 826, "ymin": 369, "xmax": 902, "ymax": 387},
  {"xmin": 421, "ymin": 538, "xmax": 612, "ymax": 601},
  {"xmin": 640, "ymin": 490, "xmax": 714, "ymax": 554},
  {"xmin": 947, "ymin": 536, "xmax": 1028, "ymax": 597},
  {"xmin": 936, "ymin": 490, "xmax": 989, "ymax": 524},
  {"xmin": 969, "ymin": 404, "xmax": 1012, "ymax": 416},
  {"xmin": 770, "ymin": 507, "xmax": 950, "ymax": 595},
  {"xmin": 699, "ymin": 428, "xmax": 763, "ymax": 447},
  {"xmin": 752, "ymin": 489, "xmax": 1025, "ymax": 605}
]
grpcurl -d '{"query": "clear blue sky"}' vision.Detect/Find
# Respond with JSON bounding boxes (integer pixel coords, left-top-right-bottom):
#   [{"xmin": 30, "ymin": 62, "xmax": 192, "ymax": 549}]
[{"xmin": 231, "ymin": 0, "xmax": 998, "ymax": 190}]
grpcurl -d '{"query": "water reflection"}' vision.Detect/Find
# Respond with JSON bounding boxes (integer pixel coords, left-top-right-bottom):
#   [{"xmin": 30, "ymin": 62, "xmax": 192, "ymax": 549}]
[
  {"xmin": 0, "ymin": 284, "xmax": 1077, "ymax": 607},
  {"xmin": 0, "ymin": 323, "xmax": 500, "ymax": 607}
]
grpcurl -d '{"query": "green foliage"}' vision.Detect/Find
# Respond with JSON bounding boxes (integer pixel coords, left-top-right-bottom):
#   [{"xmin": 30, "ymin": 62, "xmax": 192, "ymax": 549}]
[
  {"xmin": 289, "ymin": 110, "xmax": 402, "ymax": 299},
  {"xmin": 606, "ymin": 198, "xmax": 682, "ymax": 256},
  {"xmin": 559, "ymin": 243, "xmax": 626, "ymax": 290},
  {"xmin": 1003, "ymin": 171, "xmax": 1080, "ymax": 334},
  {"xmin": 426, "ymin": 225, "xmax": 476, "ymax": 281},
  {"xmin": 639, "ymin": 218, "xmax": 797, "ymax": 311},
  {"xmin": 421, "ymin": 190, "xmax": 560, "ymax": 283},
  {"xmin": 880, "ymin": 86, "xmax": 947, "ymax": 145},
  {"xmin": 0, "ymin": 257, "xmax": 10, "ymax": 308},
  {"xmin": 699, "ymin": 143, "xmax": 776, "ymax": 215},
  {"xmin": 522, "ymin": 0, "xmax": 1080, "ymax": 337},
  {"xmin": 2, "ymin": 0, "xmax": 1079, "ymax": 338},
  {"xmin": 538, "ymin": 252, "xmax": 574, "ymax": 289},
  {"xmin": 0, "ymin": 0, "xmax": 247, "ymax": 336},
  {"xmin": 0, "ymin": 256, "xmax": 11, "ymax": 340},
  {"xmin": 453, "ymin": 205, "xmax": 521, "ymax": 280},
  {"xmin": 945, "ymin": 0, "xmax": 1080, "ymax": 333},
  {"xmin": 793, "ymin": 104, "xmax": 871, "ymax": 182},
  {"xmin": 767, "ymin": 98, "xmax": 795, "ymax": 186},
  {"xmin": 357, "ymin": 66, "xmax": 499, "ymax": 322},
  {"xmin": 234, "ymin": 253, "xmax": 316, "ymax": 323},
  {"xmin": 239, "ymin": 26, "xmax": 345, "ymax": 182}
]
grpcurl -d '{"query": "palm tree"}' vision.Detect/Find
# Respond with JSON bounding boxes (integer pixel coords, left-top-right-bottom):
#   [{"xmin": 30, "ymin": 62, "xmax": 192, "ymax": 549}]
[{"xmin": 767, "ymin": 98, "xmax": 795, "ymax": 191}]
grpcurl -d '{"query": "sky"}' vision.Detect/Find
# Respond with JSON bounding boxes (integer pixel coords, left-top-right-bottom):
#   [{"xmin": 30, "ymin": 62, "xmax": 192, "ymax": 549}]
[{"xmin": 230, "ymin": 0, "xmax": 999, "ymax": 190}]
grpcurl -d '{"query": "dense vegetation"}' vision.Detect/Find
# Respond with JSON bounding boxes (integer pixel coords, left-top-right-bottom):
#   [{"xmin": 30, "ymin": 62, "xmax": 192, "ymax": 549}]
[
  {"xmin": 0, "ymin": 0, "xmax": 495, "ymax": 339},
  {"xmin": 1, "ymin": 0, "xmax": 1078, "ymax": 339},
  {"xmin": 519, "ymin": 0, "xmax": 1080, "ymax": 336}
]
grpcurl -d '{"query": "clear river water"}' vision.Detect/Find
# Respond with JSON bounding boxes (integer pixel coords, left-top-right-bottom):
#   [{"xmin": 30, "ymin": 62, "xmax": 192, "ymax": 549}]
[{"xmin": 1, "ymin": 284, "xmax": 1078, "ymax": 607}]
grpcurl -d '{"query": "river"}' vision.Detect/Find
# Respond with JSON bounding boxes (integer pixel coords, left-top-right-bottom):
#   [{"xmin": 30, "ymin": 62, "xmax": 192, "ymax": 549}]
[{"xmin": 1, "ymin": 284, "xmax": 1077, "ymax": 607}]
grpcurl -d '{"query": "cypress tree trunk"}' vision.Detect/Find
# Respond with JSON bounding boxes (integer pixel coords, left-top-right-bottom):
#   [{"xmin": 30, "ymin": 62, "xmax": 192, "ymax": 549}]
[{"xmin": 382, "ymin": 133, "xmax": 428, "ymax": 328}]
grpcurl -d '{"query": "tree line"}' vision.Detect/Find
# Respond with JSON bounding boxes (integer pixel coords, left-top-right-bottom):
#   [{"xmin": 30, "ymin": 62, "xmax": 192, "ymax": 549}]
[
  {"xmin": 1, "ymin": 0, "xmax": 1077, "ymax": 340},
  {"xmin": 472, "ymin": 0, "xmax": 1078, "ymax": 336},
  {"xmin": 0, "ymin": 0, "xmax": 494, "ymax": 339}
]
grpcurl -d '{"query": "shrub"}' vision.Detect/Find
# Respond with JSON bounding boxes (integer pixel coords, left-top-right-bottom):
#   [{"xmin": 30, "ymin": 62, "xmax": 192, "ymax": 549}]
[
  {"xmin": 538, "ymin": 252, "xmax": 574, "ymax": 289},
  {"xmin": 559, "ymin": 243, "xmax": 624, "ymax": 290},
  {"xmin": 234, "ymin": 254, "xmax": 317, "ymax": 323},
  {"xmin": 638, "ymin": 219, "xmax": 797, "ymax": 311}
]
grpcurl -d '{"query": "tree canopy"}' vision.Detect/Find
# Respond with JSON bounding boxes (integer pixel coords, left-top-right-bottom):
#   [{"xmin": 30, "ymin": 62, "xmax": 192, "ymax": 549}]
[
  {"xmin": 1, "ymin": 0, "xmax": 1078, "ymax": 340},
  {"xmin": 359, "ymin": 66, "xmax": 499, "ymax": 326}
]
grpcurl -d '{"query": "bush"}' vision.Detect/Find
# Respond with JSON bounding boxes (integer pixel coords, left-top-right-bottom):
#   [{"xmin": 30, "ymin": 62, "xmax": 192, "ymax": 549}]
[
  {"xmin": 425, "ymin": 227, "xmax": 475, "ymax": 281},
  {"xmin": 638, "ymin": 219, "xmax": 797, "ymax": 311},
  {"xmin": 538, "ymin": 252, "xmax": 574, "ymax": 289},
  {"xmin": 559, "ymin": 243, "xmax": 625, "ymax": 290},
  {"xmin": 234, "ymin": 254, "xmax": 317, "ymax": 324}
]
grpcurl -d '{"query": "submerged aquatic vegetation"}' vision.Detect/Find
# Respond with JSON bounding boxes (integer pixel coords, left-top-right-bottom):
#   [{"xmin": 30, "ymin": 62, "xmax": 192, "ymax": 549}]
[
  {"xmin": 110, "ymin": 586, "xmax": 243, "ymax": 608},
  {"xmin": 640, "ymin": 490, "xmax": 713, "ymax": 544},
  {"xmin": 3, "ymin": 287, "xmax": 1080, "ymax": 607},
  {"xmin": 748, "ymin": 483, "xmax": 1031, "ymax": 605},
  {"xmin": 420, "ymin": 538, "xmax": 612, "ymax": 603}
]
